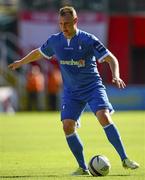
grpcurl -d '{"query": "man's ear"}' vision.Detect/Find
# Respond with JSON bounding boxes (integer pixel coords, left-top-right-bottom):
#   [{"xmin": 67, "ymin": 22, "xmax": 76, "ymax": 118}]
[{"xmin": 74, "ymin": 17, "xmax": 78, "ymax": 24}]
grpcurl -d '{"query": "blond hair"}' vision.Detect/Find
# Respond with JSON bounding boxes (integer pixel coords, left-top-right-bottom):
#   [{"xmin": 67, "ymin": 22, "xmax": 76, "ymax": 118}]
[{"xmin": 59, "ymin": 6, "xmax": 77, "ymax": 18}]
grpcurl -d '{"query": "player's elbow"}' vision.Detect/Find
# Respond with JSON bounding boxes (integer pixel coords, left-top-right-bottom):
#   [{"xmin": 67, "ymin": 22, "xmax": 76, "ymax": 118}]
[
  {"xmin": 32, "ymin": 48, "xmax": 43, "ymax": 59},
  {"xmin": 105, "ymin": 54, "xmax": 118, "ymax": 66}
]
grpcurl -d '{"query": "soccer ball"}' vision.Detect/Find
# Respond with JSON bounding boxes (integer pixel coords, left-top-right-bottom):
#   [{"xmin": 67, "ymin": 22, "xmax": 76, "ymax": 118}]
[{"xmin": 88, "ymin": 155, "xmax": 111, "ymax": 176}]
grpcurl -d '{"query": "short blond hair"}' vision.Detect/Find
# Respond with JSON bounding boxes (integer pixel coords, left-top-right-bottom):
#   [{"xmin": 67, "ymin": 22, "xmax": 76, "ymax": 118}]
[{"xmin": 59, "ymin": 6, "xmax": 77, "ymax": 18}]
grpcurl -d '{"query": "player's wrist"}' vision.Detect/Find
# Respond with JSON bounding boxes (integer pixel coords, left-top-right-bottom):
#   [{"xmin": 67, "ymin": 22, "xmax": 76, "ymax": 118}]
[
  {"xmin": 112, "ymin": 77, "xmax": 120, "ymax": 81},
  {"xmin": 112, "ymin": 77, "xmax": 121, "ymax": 83}
]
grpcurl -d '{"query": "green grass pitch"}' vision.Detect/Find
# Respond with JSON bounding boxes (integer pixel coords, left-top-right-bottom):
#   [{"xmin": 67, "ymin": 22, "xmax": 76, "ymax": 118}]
[{"xmin": 0, "ymin": 111, "xmax": 145, "ymax": 180}]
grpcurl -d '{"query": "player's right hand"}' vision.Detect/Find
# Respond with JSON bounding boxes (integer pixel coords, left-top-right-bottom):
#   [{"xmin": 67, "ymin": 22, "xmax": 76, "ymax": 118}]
[{"xmin": 8, "ymin": 60, "xmax": 23, "ymax": 70}]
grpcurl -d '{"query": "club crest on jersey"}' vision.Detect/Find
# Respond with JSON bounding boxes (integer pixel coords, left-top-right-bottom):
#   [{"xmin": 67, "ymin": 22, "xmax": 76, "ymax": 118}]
[
  {"xmin": 79, "ymin": 45, "xmax": 82, "ymax": 50},
  {"xmin": 60, "ymin": 59, "xmax": 85, "ymax": 68}
]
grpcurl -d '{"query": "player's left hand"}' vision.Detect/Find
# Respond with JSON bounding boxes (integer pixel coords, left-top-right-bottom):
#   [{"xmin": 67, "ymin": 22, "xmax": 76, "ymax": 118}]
[{"xmin": 112, "ymin": 78, "xmax": 126, "ymax": 89}]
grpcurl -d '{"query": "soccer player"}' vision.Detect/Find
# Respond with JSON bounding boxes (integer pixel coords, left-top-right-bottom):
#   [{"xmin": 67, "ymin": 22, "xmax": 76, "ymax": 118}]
[{"xmin": 8, "ymin": 6, "xmax": 139, "ymax": 175}]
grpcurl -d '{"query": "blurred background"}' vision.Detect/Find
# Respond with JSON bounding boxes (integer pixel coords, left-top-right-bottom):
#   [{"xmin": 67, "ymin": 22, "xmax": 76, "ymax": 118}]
[{"xmin": 0, "ymin": 0, "xmax": 145, "ymax": 113}]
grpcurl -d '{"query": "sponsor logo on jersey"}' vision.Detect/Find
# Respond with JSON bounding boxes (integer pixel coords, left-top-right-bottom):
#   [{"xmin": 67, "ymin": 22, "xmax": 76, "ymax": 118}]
[{"xmin": 60, "ymin": 59, "xmax": 85, "ymax": 68}]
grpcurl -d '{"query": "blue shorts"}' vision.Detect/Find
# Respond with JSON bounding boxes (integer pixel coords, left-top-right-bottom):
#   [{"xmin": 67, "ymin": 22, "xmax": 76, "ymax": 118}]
[{"xmin": 61, "ymin": 87, "xmax": 114, "ymax": 121}]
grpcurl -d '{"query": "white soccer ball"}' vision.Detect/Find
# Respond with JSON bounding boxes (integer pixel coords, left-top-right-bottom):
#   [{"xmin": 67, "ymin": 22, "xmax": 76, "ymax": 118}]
[{"xmin": 88, "ymin": 155, "xmax": 111, "ymax": 176}]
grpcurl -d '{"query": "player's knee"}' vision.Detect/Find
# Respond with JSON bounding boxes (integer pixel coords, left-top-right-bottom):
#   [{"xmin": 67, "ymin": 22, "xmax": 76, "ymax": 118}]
[
  {"xmin": 96, "ymin": 109, "xmax": 113, "ymax": 126},
  {"xmin": 62, "ymin": 120, "xmax": 76, "ymax": 135}
]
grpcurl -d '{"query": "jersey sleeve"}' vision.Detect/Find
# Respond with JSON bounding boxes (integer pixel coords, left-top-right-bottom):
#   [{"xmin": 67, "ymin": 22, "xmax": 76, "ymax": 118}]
[
  {"xmin": 39, "ymin": 36, "xmax": 54, "ymax": 59},
  {"xmin": 91, "ymin": 35, "xmax": 110, "ymax": 63}
]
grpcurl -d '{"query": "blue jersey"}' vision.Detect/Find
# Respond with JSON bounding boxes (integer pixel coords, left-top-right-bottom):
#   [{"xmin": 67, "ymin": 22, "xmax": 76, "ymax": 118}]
[{"xmin": 39, "ymin": 29, "xmax": 111, "ymax": 100}]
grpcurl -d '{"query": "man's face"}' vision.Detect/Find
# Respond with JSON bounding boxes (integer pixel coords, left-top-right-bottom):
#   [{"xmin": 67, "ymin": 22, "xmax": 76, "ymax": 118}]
[{"xmin": 59, "ymin": 14, "xmax": 77, "ymax": 38}]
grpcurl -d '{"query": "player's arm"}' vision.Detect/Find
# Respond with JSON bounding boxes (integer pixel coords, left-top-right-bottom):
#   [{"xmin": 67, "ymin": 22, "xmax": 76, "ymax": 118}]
[
  {"xmin": 103, "ymin": 53, "xmax": 126, "ymax": 89},
  {"xmin": 91, "ymin": 35, "xmax": 126, "ymax": 88},
  {"xmin": 8, "ymin": 48, "xmax": 43, "ymax": 70}
]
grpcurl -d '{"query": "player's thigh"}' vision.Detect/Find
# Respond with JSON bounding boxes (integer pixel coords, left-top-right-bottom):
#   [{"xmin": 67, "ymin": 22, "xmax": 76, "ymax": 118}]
[
  {"xmin": 61, "ymin": 98, "xmax": 86, "ymax": 121},
  {"xmin": 88, "ymin": 88, "xmax": 114, "ymax": 115}
]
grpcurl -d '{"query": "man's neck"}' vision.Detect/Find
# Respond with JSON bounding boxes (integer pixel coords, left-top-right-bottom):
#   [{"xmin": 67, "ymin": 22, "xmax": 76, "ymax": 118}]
[{"xmin": 66, "ymin": 28, "xmax": 78, "ymax": 39}]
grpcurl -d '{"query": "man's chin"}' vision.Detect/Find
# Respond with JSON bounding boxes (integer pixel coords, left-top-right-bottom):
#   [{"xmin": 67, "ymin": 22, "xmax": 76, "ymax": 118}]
[{"xmin": 63, "ymin": 32, "xmax": 69, "ymax": 37}]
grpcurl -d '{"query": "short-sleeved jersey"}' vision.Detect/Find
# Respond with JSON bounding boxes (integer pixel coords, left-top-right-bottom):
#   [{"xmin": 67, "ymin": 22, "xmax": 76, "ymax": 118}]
[{"xmin": 39, "ymin": 29, "xmax": 111, "ymax": 100}]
